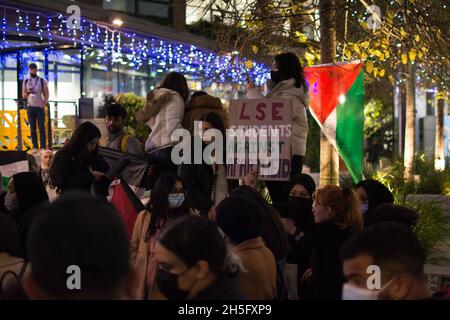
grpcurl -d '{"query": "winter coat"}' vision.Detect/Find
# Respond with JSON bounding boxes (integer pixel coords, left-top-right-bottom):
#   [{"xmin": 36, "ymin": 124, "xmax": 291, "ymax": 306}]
[
  {"xmin": 183, "ymin": 94, "xmax": 229, "ymax": 134},
  {"xmin": 233, "ymin": 237, "xmax": 277, "ymax": 300},
  {"xmin": 247, "ymin": 78, "xmax": 309, "ymax": 156},
  {"xmin": 310, "ymin": 221, "xmax": 356, "ymax": 300},
  {"xmin": 136, "ymin": 88, "xmax": 185, "ymax": 152},
  {"xmin": 178, "ymin": 161, "xmax": 238, "ymax": 217}
]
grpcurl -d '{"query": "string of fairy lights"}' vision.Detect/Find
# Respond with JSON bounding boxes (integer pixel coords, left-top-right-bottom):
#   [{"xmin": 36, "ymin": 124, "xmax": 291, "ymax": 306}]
[{"xmin": 0, "ymin": 5, "xmax": 270, "ymax": 85}]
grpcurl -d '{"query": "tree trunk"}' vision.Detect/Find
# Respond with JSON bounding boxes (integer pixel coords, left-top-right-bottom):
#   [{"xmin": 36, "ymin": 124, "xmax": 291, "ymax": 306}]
[
  {"xmin": 435, "ymin": 98, "xmax": 445, "ymax": 170},
  {"xmin": 319, "ymin": 0, "xmax": 339, "ymax": 186},
  {"xmin": 404, "ymin": 64, "xmax": 415, "ymax": 182}
]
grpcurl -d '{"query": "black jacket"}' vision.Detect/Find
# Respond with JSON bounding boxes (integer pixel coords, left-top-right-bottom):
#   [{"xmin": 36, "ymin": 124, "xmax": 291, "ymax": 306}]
[
  {"xmin": 310, "ymin": 221, "xmax": 356, "ymax": 300},
  {"xmin": 50, "ymin": 149, "xmax": 110, "ymax": 197},
  {"xmin": 178, "ymin": 162, "xmax": 237, "ymax": 216}
]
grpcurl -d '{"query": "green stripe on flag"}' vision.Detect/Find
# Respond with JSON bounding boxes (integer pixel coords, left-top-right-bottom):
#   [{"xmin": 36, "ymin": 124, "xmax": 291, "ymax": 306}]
[{"xmin": 336, "ymin": 70, "xmax": 365, "ymax": 182}]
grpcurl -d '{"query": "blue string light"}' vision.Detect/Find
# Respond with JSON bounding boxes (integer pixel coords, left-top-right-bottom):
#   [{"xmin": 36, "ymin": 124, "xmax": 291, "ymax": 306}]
[{"xmin": 0, "ymin": 5, "xmax": 270, "ymax": 85}]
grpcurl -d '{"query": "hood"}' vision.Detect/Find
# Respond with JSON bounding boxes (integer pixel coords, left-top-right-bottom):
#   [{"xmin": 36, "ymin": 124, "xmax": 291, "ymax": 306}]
[
  {"xmin": 267, "ymin": 78, "xmax": 307, "ymax": 98},
  {"xmin": 145, "ymin": 88, "xmax": 183, "ymax": 118},
  {"xmin": 187, "ymin": 94, "xmax": 223, "ymax": 110}
]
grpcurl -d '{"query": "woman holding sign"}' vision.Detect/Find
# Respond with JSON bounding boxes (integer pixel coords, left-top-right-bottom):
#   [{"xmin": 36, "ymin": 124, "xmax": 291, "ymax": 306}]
[{"xmin": 247, "ymin": 52, "xmax": 309, "ymax": 203}]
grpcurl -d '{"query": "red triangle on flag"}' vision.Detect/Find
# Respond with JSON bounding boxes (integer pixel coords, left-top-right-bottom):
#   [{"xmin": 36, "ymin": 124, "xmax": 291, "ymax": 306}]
[{"xmin": 305, "ymin": 63, "xmax": 363, "ymax": 124}]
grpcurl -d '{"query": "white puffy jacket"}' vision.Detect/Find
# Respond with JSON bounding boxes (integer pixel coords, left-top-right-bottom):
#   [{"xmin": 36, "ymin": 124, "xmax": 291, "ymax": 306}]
[
  {"xmin": 247, "ymin": 78, "xmax": 309, "ymax": 156},
  {"xmin": 136, "ymin": 88, "xmax": 185, "ymax": 152}
]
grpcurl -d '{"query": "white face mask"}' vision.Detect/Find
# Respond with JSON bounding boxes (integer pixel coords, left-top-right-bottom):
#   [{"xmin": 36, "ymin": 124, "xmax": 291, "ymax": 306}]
[
  {"xmin": 4, "ymin": 192, "xmax": 18, "ymax": 212},
  {"xmin": 342, "ymin": 277, "xmax": 396, "ymax": 300},
  {"xmin": 168, "ymin": 193, "xmax": 185, "ymax": 209},
  {"xmin": 360, "ymin": 203, "xmax": 369, "ymax": 214}
]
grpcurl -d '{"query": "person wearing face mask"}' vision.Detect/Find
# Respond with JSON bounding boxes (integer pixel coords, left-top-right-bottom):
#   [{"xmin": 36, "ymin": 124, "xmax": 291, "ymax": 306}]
[
  {"xmin": 354, "ymin": 179, "xmax": 394, "ymax": 215},
  {"xmin": 303, "ymin": 185, "xmax": 363, "ymax": 300},
  {"xmin": 273, "ymin": 174, "xmax": 316, "ymax": 300},
  {"xmin": 340, "ymin": 222, "xmax": 435, "ymax": 300},
  {"xmin": 50, "ymin": 121, "xmax": 110, "ymax": 198},
  {"xmin": 178, "ymin": 112, "xmax": 238, "ymax": 219},
  {"xmin": 22, "ymin": 63, "xmax": 49, "ymax": 152},
  {"xmin": 130, "ymin": 172, "xmax": 191, "ymax": 300},
  {"xmin": 247, "ymin": 52, "xmax": 309, "ymax": 204},
  {"xmin": 154, "ymin": 215, "xmax": 244, "ymax": 300}
]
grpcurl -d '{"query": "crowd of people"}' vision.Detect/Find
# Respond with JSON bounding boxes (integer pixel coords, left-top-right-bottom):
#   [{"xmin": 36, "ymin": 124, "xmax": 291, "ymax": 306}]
[{"xmin": 0, "ymin": 52, "xmax": 448, "ymax": 301}]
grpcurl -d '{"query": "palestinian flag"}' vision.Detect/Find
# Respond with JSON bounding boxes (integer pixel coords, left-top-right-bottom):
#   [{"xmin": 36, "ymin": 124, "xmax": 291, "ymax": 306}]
[
  {"xmin": 304, "ymin": 62, "xmax": 365, "ymax": 182},
  {"xmin": 0, "ymin": 151, "xmax": 29, "ymax": 189}
]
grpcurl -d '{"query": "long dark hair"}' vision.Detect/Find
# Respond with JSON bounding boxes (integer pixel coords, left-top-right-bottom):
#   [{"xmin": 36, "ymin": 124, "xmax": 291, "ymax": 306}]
[
  {"xmin": 158, "ymin": 215, "xmax": 239, "ymax": 277},
  {"xmin": 199, "ymin": 112, "xmax": 226, "ymax": 164},
  {"xmin": 230, "ymin": 186, "xmax": 289, "ymax": 260},
  {"xmin": 62, "ymin": 122, "xmax": 101, "ymax": 163},
  {"xmin": 159, "ymin": 72, "xmax": 189, "ymax": 102},
  {"xmin": 274, "ymin": 52, "xmax": 307, "ymax": 89},
  {"xmin": 146, "ymin": 172, "xmax": 189, "ymax": 239}
]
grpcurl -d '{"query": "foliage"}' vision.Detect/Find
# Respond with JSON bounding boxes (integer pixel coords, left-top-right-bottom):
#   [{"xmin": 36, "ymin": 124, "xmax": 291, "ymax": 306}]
[
  {"xmin": 408, "ymin": 199, "xmax": 450, "ymax": 257},
  {"xmin": 365, "ymin": 154, "xmax": 450, "ymax": 256},
  {"xmin": 114, "ymin": 93, "xmax": 150, "ymax": 143},
  {"xmin": 195, "ymin": 0, "xmax": 449, "ymax": 95},
  {"xmin": 364, "ymin": 99, "xmax": 394, "ymax": 163}
]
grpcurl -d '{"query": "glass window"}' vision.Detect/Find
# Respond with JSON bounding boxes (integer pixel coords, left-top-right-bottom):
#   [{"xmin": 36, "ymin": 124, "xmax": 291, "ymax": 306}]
[
  {"xmin": 103, "ymin": 0, "xmax": 135, "ymax": 14},
  {"xmin": 139, "ymin": 1, "xmax": 169, "ymax": 18},
  {"xmin": 0, "ymin": 54, "xmax": 18, "ymax": 110}
]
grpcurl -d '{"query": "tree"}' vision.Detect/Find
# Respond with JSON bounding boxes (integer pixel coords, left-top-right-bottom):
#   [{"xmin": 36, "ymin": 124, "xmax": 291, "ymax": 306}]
[{"xmin": 319, "ymin": 0, "xmax": 339, "ymax": 186}]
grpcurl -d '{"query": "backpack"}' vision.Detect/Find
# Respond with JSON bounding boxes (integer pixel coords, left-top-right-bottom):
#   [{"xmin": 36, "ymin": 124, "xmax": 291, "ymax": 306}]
[
  {"xmin": 24, "ymin": 77, "xmax": 45, "ymax": 94},
  {"xmin": 120, "ymin": 134, "xmax": 130, "ymax": 154}
]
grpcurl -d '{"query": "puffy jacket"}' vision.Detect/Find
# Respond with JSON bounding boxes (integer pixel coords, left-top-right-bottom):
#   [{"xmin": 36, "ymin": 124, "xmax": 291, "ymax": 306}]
[
  {"xmin": 247, "ymin": 78, "xmax": 309, "ymax": 156},
  {"xmin": 136, "ymin": 88, "xmax": 185, "ymax": 152},
  {"xmin": 183, "ymin": 94, "xmax": 229, "ymax": 134}
]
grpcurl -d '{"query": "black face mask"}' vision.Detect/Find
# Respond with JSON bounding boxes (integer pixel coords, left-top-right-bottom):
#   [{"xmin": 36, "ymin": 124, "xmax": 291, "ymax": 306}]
[
  {"xmin": 270, "ymin": 70, "xmax": 281, "ymax": 83},
  {"xmin": 287, "ymin": 196, "xmax": 313, "ymax": 226},
  {"xmin": 30, "ymin": 73, "xmax": 37, "ymax": 78},
  {"xmin": 156, "ymin": 267, "xmax": 193, "ymax": 300}
]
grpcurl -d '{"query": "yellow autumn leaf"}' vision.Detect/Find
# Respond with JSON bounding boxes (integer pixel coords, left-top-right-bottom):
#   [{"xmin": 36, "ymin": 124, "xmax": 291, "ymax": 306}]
[
  {"xmin": 400, "ymin": 27, "xmax": 407, "ymax": 37},
  {"xmin": 384, "ymin": 50, "xmax": 390, "ymax": 59},
  {"xmin": 373, "ymin": 50, "xmax": 382, "ymax": 57},
  {"xmin": 373, "ymin": 68, "xmax": 379, "ymax": 77},
  {"xmin": 345, "ymin": 50, "xmax": 352, "ymax": 60},
  {"xmin": 366, "ymin": 61, "xmax": 374, "ymax": 73},
  {"xmin": 379, "ymin": 53, "xmax": 385, "ymax": 60},
  {"xmin": 361, "ymin": 52, "xmax": 368, "ymax": 61},
  {"xmin": 421, "ymin": 47, "xmax": 428, "ymax": 52},
  {"xmin": 305, "ymin": 52, "xmax": 315, "ymax": 61},
  {"xmin": 295, "ymin": 31, "xmax": 308, "ymax": 43},
  {"xmin": 409, "ymin": 50, "xmax": 416, "ymax": 62},
  {"xmin": 379, "ymin": 69, "xmax": 385, "ymax": 77},
  {"xmin": 369, "ymin": 48, "xmax": 376, "ymax": 55},
  {"xmin": 360, "ymin": 41, "xmax": 369, "ymax": 49},
  {"xmin": 418, "ymin": 51, "xmax": 423, "ymax": 59},
  {"xmin": 353, "ymin": 43, "xmax": 360, "ymax": 54},
  {"xmin": 388, "ymin": 75, "xmax": 394, "ymax": 84},
  {"xmin": 252, "ymin": 45, "xmax": 258, "ymax": 54},
  {"xmin": 415, "ymin": 35, "xmax": 420, "ymax": 42},
  {"xmin": 360, "ymin": 21, "xmax": 368, "ymax": 29},
  {"xmin": 245, "ymin": 60, "xmax": 253, "ymax": 68},
  {"xmin": 401, "ymin": 54, "xmax": 408, "ymax": 64}
]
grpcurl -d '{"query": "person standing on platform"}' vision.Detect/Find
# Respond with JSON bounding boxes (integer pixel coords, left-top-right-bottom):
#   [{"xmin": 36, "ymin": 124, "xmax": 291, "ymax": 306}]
[{"xmin": 22, "ymin": 63, "xmax": 49, "ymax": 151}]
